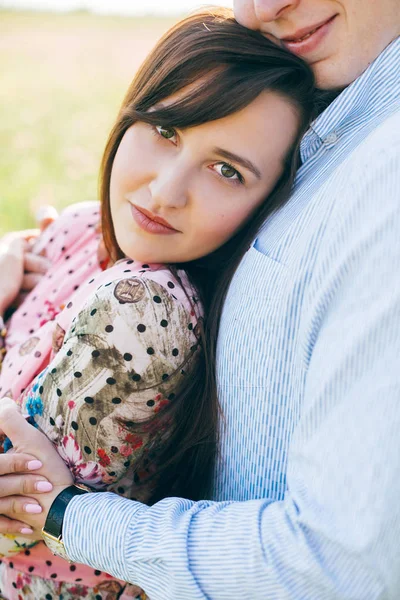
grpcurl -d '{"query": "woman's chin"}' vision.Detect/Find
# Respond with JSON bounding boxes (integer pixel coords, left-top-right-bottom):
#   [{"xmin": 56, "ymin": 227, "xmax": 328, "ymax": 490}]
[{"xmin": 118, "ymin": 247, "xmax": 167, "ymax": 266}]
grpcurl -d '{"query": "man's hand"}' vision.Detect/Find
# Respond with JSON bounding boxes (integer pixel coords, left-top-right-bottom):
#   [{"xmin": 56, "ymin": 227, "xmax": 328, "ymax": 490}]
[{"xmin": 0, "ymin": 399, "xmax": 73, "ymax": 535}]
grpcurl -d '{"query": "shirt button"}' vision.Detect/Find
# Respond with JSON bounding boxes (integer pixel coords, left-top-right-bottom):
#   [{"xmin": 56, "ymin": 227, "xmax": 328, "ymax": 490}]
[{"xmin": 324, "ymin": 131, "xmax": 338, "ymax": 145}]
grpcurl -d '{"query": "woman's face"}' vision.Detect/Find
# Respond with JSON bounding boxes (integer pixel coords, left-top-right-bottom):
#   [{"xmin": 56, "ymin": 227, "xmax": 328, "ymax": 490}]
[{"xmin": 110, "ymin": 90, "xmax": 299, "ymax": 264}]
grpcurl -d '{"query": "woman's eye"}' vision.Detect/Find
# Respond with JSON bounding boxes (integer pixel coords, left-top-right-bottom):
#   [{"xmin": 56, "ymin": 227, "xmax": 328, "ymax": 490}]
[
  {"xmin": 213, "ymin": 162, "xmax": 244, "ymax": 183},
  {"xmin": 155, "ymin": 125, "xmax": 177, "ymax": 142}
]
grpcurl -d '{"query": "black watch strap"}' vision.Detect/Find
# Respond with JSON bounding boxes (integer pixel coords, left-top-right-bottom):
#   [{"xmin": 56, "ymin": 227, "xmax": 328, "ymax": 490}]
[{"xmin": 44, "ymin": 485, "xmax": 89, "ymax": 539}]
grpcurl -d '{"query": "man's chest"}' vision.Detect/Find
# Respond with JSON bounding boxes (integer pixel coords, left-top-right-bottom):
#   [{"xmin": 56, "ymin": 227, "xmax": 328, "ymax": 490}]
[
  {"xmin": 214, "ymin": 95, "xmax": 400, "ymax": 502},
  {"xmin": 214, "ymin": 167, "xmax": 337, "ymax": 503}
]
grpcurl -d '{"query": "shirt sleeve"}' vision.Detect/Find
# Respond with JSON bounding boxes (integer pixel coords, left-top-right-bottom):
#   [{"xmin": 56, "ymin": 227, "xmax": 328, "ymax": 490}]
[{"xmin": 64, "ymin": 144, "xmax": 400, "ymax": 599}]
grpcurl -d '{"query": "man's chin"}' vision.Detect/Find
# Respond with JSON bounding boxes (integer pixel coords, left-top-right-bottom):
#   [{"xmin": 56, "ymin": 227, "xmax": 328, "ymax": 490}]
[{"xmin": 312, "ymin": 55, "xmax": 367, "ymax": 91}]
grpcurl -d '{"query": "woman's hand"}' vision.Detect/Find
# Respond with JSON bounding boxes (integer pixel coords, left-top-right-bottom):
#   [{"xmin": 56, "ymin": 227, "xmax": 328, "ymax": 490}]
[
  {"xmin": 0, "ymin": 234, "xmax": 26, "ymax": 317},
  {"xmin": 18, "ymin": 206, "xmax": 57, "ymax": 302},
  {"xmin": 0, "ymin": 231, "xmax": 52, "ymax": 315},
  {"xmin": 0, "ymin": 450, "xmax": 54, "ymax": 536},
  {"xmin": 0, "ymin": 399, "xmax": 73, "ymax": 535},
  {"xmin": 0, "ymin": 209, "xmax": 56, "ymax": 315}
]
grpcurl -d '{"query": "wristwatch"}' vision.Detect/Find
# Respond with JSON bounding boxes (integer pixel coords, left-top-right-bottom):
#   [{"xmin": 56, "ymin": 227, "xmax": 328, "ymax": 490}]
[{"xmin": 41, "ymin": 484, "xmax": 92, "ymax": 560}]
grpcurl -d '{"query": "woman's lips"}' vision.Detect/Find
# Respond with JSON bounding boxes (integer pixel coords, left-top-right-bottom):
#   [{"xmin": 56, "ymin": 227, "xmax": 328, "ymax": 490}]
[
  {"xmin": 130, "ymin": 204, "xmax": 180, "ymax": 235},
  {"xmin": 281, "ymin": 15, "xmax": 337, "ymax": 57}
]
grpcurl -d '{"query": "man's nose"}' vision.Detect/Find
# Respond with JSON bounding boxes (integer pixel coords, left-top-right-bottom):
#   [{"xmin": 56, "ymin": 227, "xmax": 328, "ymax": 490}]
[
  {"xmin": 253, "ymin": 0, "xmax": 300, "ymax": 22},
  {"xmin": 149, "ymin": 167, "xmax": 189, "ymax": 210}
]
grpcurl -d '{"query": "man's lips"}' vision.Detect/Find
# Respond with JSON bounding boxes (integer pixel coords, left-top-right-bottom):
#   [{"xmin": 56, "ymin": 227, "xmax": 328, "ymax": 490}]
[
  {"xmin": 279, "ymin": 15, "xmax": 337, "ymax": 57},
  {"xmin": 281, "ymin": 15, "xmax": 337, "ymax": 44}
]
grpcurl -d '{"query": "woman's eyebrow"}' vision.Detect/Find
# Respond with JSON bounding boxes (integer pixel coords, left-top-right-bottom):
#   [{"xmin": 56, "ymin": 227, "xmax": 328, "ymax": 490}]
[{"xmin": 213, "ymin": 147, "xmax": 261, "ymax": 180}]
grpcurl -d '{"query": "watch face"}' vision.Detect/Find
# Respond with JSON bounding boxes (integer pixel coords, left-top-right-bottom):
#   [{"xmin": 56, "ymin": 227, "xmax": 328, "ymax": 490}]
[{"xmin": 42, "ymin": 532, "xmax": 69, "ymax": 561}]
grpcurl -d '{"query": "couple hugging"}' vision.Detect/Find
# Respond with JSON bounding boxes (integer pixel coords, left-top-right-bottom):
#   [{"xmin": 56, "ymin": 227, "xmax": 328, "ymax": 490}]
[{"xmin": 0, "ymin": 1, "xmax": 399, "ymax": 599}]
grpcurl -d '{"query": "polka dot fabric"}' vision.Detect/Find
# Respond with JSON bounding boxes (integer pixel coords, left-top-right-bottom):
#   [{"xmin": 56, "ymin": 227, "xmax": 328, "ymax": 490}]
[
  {"xmin": 0, "ymin": 564, "xmax": 146, "ymax": 600},
  {"xmin": 0, "ymin": 201, "xmax": 102, "ymax": 401},
  {"xmin": 0, "ymin": 202, "xmax": 202, "ymax": 599}
]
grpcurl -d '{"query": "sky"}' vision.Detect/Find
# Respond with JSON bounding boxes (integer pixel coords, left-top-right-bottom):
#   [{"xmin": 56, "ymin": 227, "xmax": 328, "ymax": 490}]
[{"xmin": 0, "ymin": 0, "xmax": 233, "ymax": 16}]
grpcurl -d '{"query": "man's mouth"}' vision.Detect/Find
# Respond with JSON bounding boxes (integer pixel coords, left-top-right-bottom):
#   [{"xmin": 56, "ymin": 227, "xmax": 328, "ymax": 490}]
[
  {"xmin": 291, "ymin": 26, "xmax": 321, "ymax": 43},
  {"xmin": 282, "ymin": 16, "xmax": 336, "ymax": 44}
]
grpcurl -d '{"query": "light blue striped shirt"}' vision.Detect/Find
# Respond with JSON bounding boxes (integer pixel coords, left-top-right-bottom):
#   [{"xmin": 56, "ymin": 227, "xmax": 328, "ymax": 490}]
[{"xmin": 65, "ymin": 37, "xmax": 400, "ymax": 599}]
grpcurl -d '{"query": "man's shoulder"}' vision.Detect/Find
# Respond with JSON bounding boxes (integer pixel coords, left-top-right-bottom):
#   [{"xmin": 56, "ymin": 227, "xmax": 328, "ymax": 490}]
[
  {"xmin": 346, "ymin": 107, "xmax": 400, "ymax": 169},
  {"xmin": 304, "ymin": 106, "xmax": 400, "ymax": 267},
  {"xmin": 323, "ymin": 107, "xmax": 400, "ymax": 214},
  {"xmin": 316, "ymin": 107, "xmax": 400, "ymax": 257}
]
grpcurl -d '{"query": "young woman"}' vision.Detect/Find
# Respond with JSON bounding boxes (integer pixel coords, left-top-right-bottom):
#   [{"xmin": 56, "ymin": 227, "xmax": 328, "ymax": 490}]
[{"xmin": 0, "ymin": 7, "xmax": 314, "ymax": 600}]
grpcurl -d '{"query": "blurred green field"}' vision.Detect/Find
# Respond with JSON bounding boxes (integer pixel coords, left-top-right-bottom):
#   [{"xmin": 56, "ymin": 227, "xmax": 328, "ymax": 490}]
[{"xmin": 0, "ymin": 10, "xmax": 177, "ymax": 233}]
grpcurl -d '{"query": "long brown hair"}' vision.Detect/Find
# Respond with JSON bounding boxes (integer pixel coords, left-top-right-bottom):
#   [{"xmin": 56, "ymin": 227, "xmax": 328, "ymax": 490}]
[{"xmin": 99, "ymin": 7, "xmax": 315, "ymax": 503}]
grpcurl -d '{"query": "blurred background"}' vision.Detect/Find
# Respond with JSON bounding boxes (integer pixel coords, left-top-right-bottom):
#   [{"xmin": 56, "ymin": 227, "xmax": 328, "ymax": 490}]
[{"xmin": 0, "ymin": 0, "xmax": 232, "ymax": 233}]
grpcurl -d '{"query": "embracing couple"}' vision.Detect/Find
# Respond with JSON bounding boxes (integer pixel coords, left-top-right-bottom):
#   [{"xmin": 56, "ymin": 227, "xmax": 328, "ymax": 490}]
[{"xmin": 0, "ymin": 1, "xmax": 399, "ymax": 599}]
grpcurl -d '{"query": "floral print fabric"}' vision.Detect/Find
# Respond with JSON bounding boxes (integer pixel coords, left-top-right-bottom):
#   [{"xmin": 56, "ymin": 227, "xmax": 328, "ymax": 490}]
[
  {"xmin": 0, "ymin": 566, "xmax": 146, "ymax": 600},
  {"xmin": 0, "ymin": 202, "xmax": 202, "ymax": 599}
]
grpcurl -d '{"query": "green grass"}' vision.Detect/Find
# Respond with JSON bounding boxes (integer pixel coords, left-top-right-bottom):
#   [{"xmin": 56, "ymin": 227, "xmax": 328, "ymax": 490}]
[{"xmin": 0, "ymin": 10, "xmax": 176, "ymax": 233}]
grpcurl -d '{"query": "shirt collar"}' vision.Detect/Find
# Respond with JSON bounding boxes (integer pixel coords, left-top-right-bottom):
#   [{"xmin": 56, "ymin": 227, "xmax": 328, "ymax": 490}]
[{"xmin": 301, "ymin": 35, "xmax": 400, "ymax": 163}]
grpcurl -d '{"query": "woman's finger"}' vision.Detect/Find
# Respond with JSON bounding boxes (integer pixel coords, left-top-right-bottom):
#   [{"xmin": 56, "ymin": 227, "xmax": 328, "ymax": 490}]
[
  {"xmin": 0, "ymin": 452, "xmax": 43, "ymax": 477},
  {"xmin": 0, "ymin": 233, "xmax": 25, "ymax": 253},
  {"xmin": 0, "ymin": 495, "xmax": 43, "ymax": 517},
  {"xmin": 21, "ymin": 271, "xmax": 43, "ymax": 292},
  {"xmin": 0, "ymin": 515, "xmax": 34, "ymax": 536},
  {"xmin": 23, "ymin": 251, "xmax": 51, "ymax": 275},
  {"xmin": 0, "ymin": 473, "xmax": 52, "ymax": 496},
  {"xmin": 22, "ymin": 228, "xmax": 41, "ymax": 242}
]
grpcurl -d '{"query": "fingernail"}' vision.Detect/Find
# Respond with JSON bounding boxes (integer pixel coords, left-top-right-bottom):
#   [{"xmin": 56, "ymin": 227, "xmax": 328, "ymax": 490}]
[
  {"xmin": 24, "ymin": 503, "xmax": 42, "ymax": 514},
  {"xmin": 35, "ymin": 481, "xmax": 53, "ymax": 492},
  {"xmin": 27, "ymin": 460, "xmax": 42, "ymax": 470},
  {"xmin": 20, "ymin": 527, "xmax": 34, "ymax": 535}
]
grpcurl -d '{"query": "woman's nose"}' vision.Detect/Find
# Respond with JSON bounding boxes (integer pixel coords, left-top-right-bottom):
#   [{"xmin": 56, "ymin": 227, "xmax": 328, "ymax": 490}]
[{"xmin": 149, "ymin": 167, "xmax": 189, "ymax": 210}]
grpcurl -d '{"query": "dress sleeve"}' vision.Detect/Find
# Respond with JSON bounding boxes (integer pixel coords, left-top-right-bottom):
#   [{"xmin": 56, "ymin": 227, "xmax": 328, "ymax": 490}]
[{"xmin": 19, "ymin": 275, "xmax": 200, "ymax": 500}]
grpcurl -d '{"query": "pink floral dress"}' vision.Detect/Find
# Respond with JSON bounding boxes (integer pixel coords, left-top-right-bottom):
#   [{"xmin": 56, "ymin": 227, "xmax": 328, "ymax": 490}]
[{"xmin": 0, "ymin": 202, "xmax": 202, "ymax": 600}]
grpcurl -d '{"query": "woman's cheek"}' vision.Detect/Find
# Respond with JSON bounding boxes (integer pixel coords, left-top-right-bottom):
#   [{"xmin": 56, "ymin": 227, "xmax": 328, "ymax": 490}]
[
  {"xmin": 113, "ymin": 126, "xmax": 153, "ymax": 188},
  {"xmin": 198, "ymin": 210, "xmax": 246, "ymax": 252}
]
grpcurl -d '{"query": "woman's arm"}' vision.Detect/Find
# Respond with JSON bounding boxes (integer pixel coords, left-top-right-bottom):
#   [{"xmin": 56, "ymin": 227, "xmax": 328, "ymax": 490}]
[
  {"xmin": 19, "ymin": 272, "xmax": 200, "ymax": 497},
  {"xmin": 0, "ymin": 267, "xmax": 199, "ymax": 556}
]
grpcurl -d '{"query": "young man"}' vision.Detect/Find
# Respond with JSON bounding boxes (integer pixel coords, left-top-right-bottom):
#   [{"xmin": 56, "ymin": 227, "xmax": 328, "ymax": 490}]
[{"xmin": 1, "ymin": 1, "xmax": 399, "ymax": 598}]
